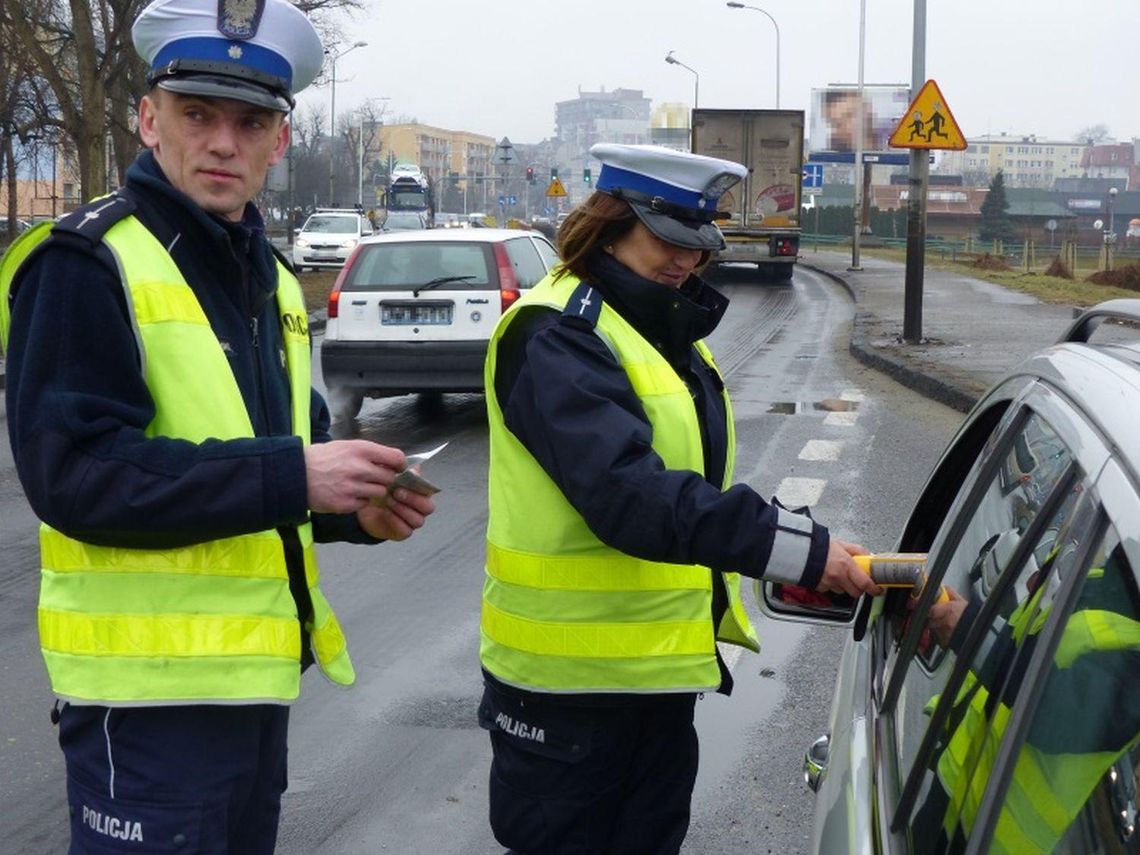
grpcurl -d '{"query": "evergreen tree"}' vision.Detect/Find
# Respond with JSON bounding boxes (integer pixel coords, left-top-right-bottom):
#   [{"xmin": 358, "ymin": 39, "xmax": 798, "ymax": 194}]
[{"xmin": 979, "ymin": 170, "xmax": 1015, "ymax": 243}]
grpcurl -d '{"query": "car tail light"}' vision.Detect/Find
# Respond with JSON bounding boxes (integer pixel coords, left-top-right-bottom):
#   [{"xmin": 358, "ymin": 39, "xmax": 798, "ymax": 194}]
[
  {"xmin": 774, "ymin": 236, "xmax": 799, "ymax": 257},
  {"xmin": 327, "ymin": 247, "xmax": 362, "ymax": 319},
  {"xmin": 493, "ymin": 243, "xmax": 520, "ymax": 312}
]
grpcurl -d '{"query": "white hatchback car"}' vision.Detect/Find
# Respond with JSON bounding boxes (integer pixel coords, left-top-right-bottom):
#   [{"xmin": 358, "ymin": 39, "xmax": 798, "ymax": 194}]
[
  {"xmin": 321, "ymin": 228, "xmax": 559, "ymax": 418},
  {"xmin": 292, "ymin": 209, "xmax": 374, "ymax": 272}
]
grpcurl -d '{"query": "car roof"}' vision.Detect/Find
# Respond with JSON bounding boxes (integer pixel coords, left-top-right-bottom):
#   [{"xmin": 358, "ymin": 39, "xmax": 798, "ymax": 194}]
[
  {"xmin": 995, "ymin": 301, "xmax": 1140, "ymax": 485},
  {"xmin": 359, "ymin": 228, "xmax": 548, "ymax": 246}
]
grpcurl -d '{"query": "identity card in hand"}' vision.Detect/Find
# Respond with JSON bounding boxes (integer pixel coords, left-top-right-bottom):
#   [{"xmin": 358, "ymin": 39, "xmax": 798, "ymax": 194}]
[{"xmin": 393, "ymin": 441, "xmax": 448, "ymax": 495}]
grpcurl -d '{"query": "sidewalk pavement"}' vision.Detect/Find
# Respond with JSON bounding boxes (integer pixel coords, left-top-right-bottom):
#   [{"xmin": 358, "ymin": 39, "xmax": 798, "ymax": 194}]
[
  {"xmin": 0, "ymin": 250, "xmax": 1080, "ymax": 410},
  {"xmin": 801, "ymin": 249, "xmax": 1080, "ymax": 413}
]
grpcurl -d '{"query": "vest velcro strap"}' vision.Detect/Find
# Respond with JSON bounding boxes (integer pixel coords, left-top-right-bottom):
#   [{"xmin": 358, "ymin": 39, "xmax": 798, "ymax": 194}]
[
  {"xmin": 487, "ymin": 542, "xmax": 710, "ymax": 591},
  {"xmin": 622, "ymin": 360, "xmax": 687, "ymax": 397},
  {"xmin": 39, "ymin": 608, "xmax": 301, "ymax": 659},
  {"xmin": 482, "ymin": 601, "xmax": 712, "ymax": 658},
  {"xmin": 42, "ymin": 527, "xmax": 287, "ymax": 579},
  {"xmin": 130, "ymin": 278, "xmax": 211, "ymax": 326}
]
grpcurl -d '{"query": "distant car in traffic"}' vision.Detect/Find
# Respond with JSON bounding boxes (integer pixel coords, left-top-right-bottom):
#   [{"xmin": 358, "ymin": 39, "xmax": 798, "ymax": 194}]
[
  {"xmin": 382, "ymin": 210, "xmax": 431, "ymax": 232},
  {"xmin": 321, "ymin": 228, "xmax": 559, "ymax": 419},
  {"xmin": 757, "ymin": 299, "xmax": 1140, "ymax": 854},
  {"xmin": 292, "ymin": 208, "xmax": 373, "ymax": 272}
]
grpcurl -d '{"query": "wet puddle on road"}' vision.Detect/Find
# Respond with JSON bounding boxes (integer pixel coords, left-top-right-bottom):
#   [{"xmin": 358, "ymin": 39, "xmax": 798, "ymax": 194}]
[{"xmin": 766, "ymin": 398, "xmax": 861, "ymax": 415}]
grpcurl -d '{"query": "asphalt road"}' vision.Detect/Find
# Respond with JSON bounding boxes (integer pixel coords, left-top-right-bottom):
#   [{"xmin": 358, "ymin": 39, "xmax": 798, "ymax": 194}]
[{"xmin": 0, "ymin": 264, "xmax": 962, "ymax": 853}]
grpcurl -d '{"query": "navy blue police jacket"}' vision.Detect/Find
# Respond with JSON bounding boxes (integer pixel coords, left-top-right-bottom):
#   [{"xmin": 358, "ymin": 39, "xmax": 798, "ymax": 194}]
[
  {"xmin": 487, "ymin": 252, "xmax": 830, "ymax": 699},
  {"xmin": 5, "ymin": 150, "xmax": 376, "ymax": 552}
]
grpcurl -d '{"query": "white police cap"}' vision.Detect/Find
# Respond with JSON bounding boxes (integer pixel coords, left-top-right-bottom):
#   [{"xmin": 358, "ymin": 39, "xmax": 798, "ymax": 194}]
[
  {"xmin": 590, "ymin": 143, "xmax": 748, "ymax": 251},
  {"xmin": 133, "ymin": 0, "xmax": 324, "ymax": 112}
]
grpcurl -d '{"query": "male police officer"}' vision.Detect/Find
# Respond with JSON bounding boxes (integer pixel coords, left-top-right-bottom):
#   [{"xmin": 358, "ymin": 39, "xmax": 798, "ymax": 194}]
[{"xmin": 0, "ymin": 0, "xmax": 434, "ymax": 850}]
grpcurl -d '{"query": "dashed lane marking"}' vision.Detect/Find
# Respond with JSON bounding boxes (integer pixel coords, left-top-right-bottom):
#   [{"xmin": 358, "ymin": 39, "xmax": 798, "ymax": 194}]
[
  {"xmin": 776, "ymin": 477, "xmax": 826, "ymax": 508},
  {"xmin": 824, "ymin": 411, "xmax": 859, "ymax": 427},
  {"xmin": 840, "ymin": 388, "xmax": 865, "ymax": 402},
  {"xmin": 799, "ymin": 439, "xmax": 845, "ymax": 461}
]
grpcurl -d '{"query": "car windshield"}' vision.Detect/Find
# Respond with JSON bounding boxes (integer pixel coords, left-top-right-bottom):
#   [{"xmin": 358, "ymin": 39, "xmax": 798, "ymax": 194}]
[
  {"xmin": 343, "ymin": 242, "xmax": 492, "ymax": 291},
  {"xmin": 303, "ymin": 215, "xmax": 358, "ymax": 233}
]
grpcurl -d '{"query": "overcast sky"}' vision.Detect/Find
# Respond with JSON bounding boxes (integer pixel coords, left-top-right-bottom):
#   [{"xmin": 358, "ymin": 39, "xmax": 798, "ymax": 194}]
[{"xmin": 294, "ymin": 0, "xmax": 1139, "ymax": 147}]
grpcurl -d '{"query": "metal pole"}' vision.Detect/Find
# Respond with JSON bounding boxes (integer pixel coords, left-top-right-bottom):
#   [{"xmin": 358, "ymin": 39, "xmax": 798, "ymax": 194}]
[
  {"xmin": 902, "ymin": 0, "xmax": 928, "ymax": 343},
  {"xmin": 357, "ymin": 115, "xmax": 364, "ymax": 208},
  {"xmin": 51, "ymin": 143, "xmax": 57, "ymax": 218},
  {"xmin": 850, "ymin": 0, "xmax": 866, "ymax": 270},
  {"xmin": 328, "ymin": 53, "xmax": 336, "ymax": 205}
]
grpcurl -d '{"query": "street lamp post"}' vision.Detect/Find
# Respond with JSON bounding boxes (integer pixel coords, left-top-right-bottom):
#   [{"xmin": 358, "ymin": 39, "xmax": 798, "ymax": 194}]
[
  {"xmin": 850, "ymin": 0, "xmax": 867, "ymax": 271},
  {"xmin": 1107, "ymin": 186, "xmax": 1119, "ymax": 272},
  {"xmin": 327, "ymin": 40, "xmax": 367, "ymax": 206},
  {"xmin": 665, "ymin": 51, "xmax": 699, "ymax": 109},
  {"xmin": 725, "ymin": 2, "xmax": 780, "ymax": 108}
]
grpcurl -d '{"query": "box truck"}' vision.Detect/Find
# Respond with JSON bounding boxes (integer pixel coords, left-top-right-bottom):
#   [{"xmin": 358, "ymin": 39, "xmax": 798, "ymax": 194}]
[{"xmin": 691, "ymin": 108, "xmax": 804, "ymax": 282}]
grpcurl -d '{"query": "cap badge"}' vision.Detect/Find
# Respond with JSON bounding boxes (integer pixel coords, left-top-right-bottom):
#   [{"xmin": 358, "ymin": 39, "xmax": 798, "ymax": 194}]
[
  {"xmin": 227, "ymin": 44, "xmax": 244, "ymax": 60},
  {"xmin": 217, "ymin": 0, "xmax": 264, "ymax": 40}
]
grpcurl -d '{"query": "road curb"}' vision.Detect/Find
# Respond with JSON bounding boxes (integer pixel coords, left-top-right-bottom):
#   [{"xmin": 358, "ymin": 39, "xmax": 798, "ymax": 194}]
[{"xmin": 800, "ymin": 260, "xmax": 977, "ymax": 414}]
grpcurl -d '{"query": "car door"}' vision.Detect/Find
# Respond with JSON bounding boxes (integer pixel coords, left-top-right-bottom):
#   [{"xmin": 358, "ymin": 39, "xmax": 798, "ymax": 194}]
[{"xmin": 866, "ymin": 380, "xmax": 1125, "ymax": 854}]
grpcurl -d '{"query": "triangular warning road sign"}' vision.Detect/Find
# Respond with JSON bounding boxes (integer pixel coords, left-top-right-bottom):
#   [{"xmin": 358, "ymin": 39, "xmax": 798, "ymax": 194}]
[
  {"xmin": 889, "ymin": 79, "xmax": 966, "ymax": 151},
  {"xmin": 546, "ymin": 177, "xmax": 567, "ymax": 198}
]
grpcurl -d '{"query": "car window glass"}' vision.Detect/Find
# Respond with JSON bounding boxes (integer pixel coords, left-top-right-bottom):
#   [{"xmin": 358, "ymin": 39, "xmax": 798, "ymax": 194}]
[
  {"xmin": 984, "ymin": 528, "xmax": 1140, "ymax": 854},
  {"xmin": 342, "ymin": 243, "xmax": 491, "ymax": 291},
  {"xmin": 531, "ymin": 236, "xmax": 560, "ymax": 270},
  {"xmin": 889, "ymin": 411, "xmax": 1078, "ymax": 832},
  {"xmin": 905, "ymin": 483, "xmax": 1093, "ymax": 849},
  {"xmin": 304, "ymin": 215, "xmax": 358, "ymax": 233},
  {"xmin": 504, "ymin": 237, "xmax": 546, "ymax": 288}
]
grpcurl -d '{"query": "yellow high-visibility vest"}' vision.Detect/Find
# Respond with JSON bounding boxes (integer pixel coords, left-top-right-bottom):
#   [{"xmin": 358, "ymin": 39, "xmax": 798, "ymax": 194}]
[
  {"xmin": 481, "ymin": 271, "xmax": 759, "ymax": 694},
  {"xmin": 1, "ymin": 215, "xmax": 354, "ymax": 704},
  {"xmin": 935, "ymin": 583, "xmax": 1140, "ymax": 852}
]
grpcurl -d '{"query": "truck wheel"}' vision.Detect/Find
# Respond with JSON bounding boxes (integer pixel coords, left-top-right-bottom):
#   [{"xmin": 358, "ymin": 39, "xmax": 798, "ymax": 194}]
[
  {"xmin": 330, "ymin": 389, "xmax": 365, "ymax": 421},
  {"xmin": 760, "ymin": 263, "xmax": 794, "ymax": 284}
]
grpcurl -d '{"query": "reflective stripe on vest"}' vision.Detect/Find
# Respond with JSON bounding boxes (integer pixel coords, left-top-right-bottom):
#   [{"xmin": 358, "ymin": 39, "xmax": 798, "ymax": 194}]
[
  {"xmin": 480, "ymin": 270, "xmax": 758, "ymax": 694},
  {"xmin": 937, "ymin": 602, "xmax": 1140, "ymax": 852},
  {"xmin": 15, "ymin": 216, "xmax": 353, "ymax": 704}
]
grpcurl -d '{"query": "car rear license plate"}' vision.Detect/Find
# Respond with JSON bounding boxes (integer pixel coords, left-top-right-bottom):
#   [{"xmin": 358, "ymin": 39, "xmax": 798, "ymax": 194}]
[{"xmin": 381, "ymin": 302, "xmax": 453, "ymax": 325}]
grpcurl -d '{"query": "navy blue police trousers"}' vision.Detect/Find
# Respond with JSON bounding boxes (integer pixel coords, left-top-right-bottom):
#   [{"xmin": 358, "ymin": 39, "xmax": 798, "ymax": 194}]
[
  {"xmin": 57, "ymin": 702, "xmax": 289, "ymax": 854},
  {"xmin": 480, "ymin": 682, "xmax": 699, "ymax": 854}
]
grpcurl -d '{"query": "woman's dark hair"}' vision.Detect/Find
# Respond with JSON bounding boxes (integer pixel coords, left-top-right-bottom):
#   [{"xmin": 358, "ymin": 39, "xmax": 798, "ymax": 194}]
[{"xmin": 553, "ymin": 192, "xmax": 637, "ymax": 282}]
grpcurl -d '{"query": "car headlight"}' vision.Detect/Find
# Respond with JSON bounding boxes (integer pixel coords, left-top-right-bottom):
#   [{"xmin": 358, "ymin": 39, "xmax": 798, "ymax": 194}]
[
  {"xmin": 340, "ymin": 239, "xmax": 357, "ymax": 249},
  {"xmin": 295, "ymin": 238, "xmax": 310, "ymax": 248}
]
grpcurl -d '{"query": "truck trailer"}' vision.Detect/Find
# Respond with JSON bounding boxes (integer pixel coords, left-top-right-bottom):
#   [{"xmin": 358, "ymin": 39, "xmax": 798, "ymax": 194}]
[{"xmin": 690, "ymin": 108, "xmax": 804, "ymax": 283}]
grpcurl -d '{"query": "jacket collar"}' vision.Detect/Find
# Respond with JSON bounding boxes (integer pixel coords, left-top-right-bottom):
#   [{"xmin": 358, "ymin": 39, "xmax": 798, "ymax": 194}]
[{"xmin": 585, "ymin": 251, "xmax": 728, "ymax": 369}]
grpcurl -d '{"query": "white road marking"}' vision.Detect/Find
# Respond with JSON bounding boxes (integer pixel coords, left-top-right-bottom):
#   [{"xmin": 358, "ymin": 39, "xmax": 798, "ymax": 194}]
[
  {"xmin": 840, "ymin": 388, "xmax": 865, "ymax": 402},
  {"xmin": 799, "ymin": 440, "xmax": 845, "ymax": 461},
  {"xmin": 776, "ymin": 477, "xmax": 826, "ymax": 508},
  {"xmin": 718, "ymin": 642, "xmax": 744, "ymax": 670},
  {"xmin": 824, "ymin": 411, "xmax": 859, "ymax": 427}
]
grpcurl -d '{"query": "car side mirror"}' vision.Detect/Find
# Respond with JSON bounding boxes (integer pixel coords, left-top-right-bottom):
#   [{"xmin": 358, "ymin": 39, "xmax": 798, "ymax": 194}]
[
  {"xmin": 293, "ymin": 228, "xmax": 301, "ymax": 236},
  {"xmin": 754, "ymin": 579, "xmax": 859, "ymax": 626}
]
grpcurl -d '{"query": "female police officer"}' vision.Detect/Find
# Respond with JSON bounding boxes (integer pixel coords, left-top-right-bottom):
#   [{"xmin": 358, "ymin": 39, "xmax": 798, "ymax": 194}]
[{"xmin": 477, "ymin": 144, "xmax": 880, "ymax": 853}]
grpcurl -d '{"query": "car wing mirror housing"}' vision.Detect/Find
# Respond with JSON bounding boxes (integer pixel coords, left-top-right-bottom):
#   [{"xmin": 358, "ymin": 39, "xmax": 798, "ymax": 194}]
[{"xmin": 754, "ymin": 579, "xmax": 859, "ymax": 626}]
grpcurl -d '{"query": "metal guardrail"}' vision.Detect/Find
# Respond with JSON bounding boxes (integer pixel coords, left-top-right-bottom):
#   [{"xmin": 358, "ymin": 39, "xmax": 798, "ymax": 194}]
[{"xmin": 799, "ymin": 234, "xmax": 1140, "ymax": 272}]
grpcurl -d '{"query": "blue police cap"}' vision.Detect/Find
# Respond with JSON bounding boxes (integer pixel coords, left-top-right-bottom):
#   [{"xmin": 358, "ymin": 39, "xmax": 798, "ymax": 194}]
[
  {"xmin": 133, "ymin": 0, "xmax": 324, "ymax": 112},
  {"xmin": 590, "ymin": 143, "xmax": 748, "ymax": 251}
]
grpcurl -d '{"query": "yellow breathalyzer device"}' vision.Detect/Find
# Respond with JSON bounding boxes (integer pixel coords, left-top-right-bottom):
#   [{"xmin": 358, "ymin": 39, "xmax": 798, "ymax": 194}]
[{"xmin": 853, "ymin": 553, "xmax": 950, "ymax": 603}]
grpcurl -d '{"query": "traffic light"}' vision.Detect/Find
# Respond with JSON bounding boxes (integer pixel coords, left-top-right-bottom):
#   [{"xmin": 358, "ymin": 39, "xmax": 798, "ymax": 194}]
[
  {"xmin": 583, "ymin": 167, "xmax": 591, "ymax": 185},
  {"xmin": 526, "ymin": 166, "xmax": 535, "ymax": 184},
  {"xmin": 550, "ymin": 167, "xmax": 558, "ymax": 180}
]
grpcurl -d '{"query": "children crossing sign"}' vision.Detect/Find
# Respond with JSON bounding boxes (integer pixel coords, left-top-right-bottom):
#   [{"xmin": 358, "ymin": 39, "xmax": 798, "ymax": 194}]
[{"xmin": 888, "ymin": 79, "xmax": 967, "ymax": 151}]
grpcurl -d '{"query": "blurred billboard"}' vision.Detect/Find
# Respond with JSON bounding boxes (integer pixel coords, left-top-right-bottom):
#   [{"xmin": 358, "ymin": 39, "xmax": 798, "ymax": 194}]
[{"xmin": 809, "ymin": 85, "xmax": 911, "ymax": 156}]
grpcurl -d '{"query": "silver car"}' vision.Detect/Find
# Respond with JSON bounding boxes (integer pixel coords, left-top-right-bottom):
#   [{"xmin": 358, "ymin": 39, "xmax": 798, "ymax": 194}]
[{"xmin": 759, "ymin": 300, "xmax": 1140, "ymax": 854}]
